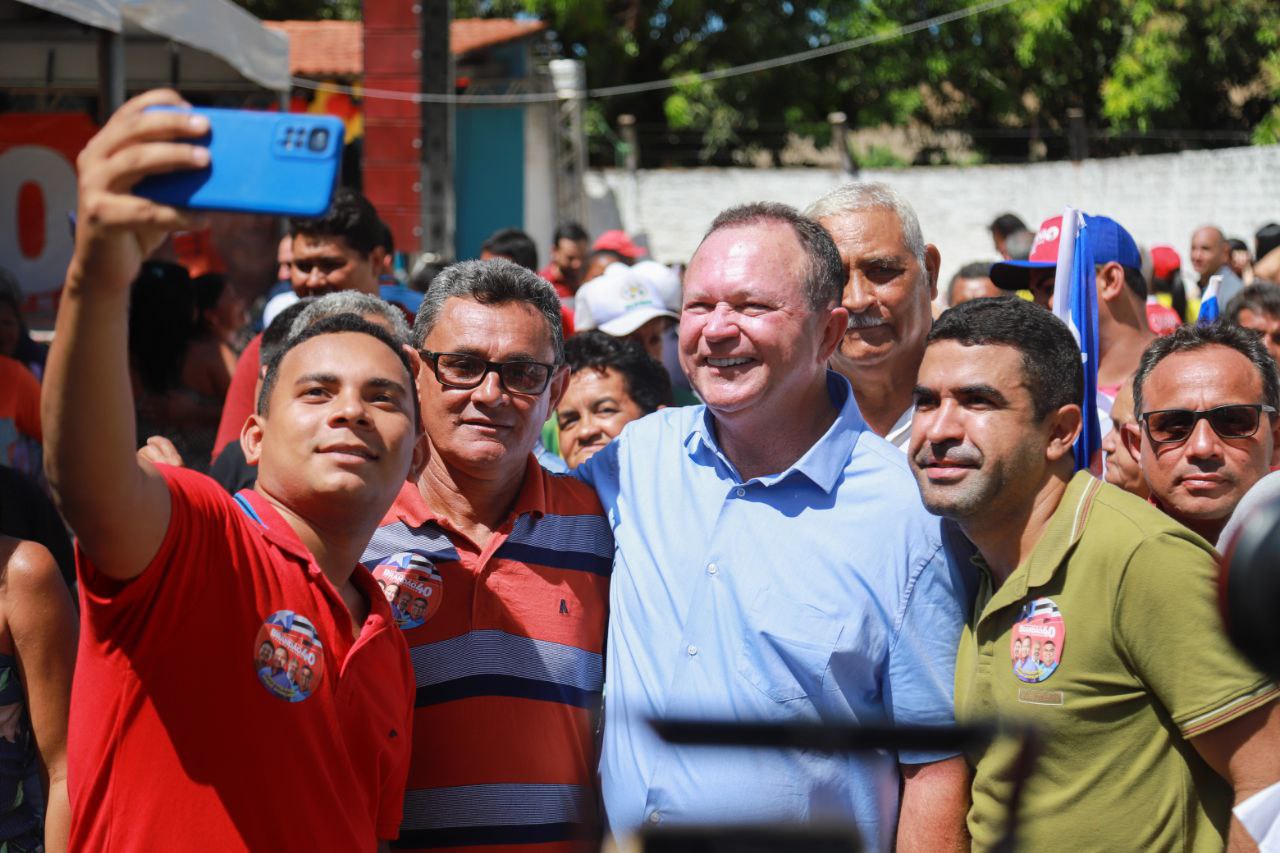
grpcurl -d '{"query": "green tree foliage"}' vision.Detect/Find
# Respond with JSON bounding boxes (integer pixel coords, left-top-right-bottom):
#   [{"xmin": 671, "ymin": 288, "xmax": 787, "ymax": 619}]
[{"xmin": 414, "ymin": 1, "xmax": 1280, "ymax": 162}]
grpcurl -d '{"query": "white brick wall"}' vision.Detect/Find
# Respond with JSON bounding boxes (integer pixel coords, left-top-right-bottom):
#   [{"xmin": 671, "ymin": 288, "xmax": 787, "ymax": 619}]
[{"xmin": 586, "ymin": 145, "xmax": 1280, "ymax": 288}]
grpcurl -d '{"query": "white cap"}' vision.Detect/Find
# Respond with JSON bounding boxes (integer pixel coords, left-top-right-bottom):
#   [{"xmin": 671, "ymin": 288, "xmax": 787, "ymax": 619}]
[
  {"xmin": 262, "ymin": 290, "xmax": 300, "ymax": 328},
  {"xmin": 628, "ymin": 260, "xmax": 682, "ymax": 312},
  {"xmin": 575, "ymin": 263, "xmax": 678, "ymax": 337}
]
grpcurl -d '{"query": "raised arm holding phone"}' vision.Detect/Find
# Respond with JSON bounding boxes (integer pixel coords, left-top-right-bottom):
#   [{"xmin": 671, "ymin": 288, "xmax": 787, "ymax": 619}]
[{"xmin": 42, "ymin": 89, "xmax": 422, "ymax": 852}]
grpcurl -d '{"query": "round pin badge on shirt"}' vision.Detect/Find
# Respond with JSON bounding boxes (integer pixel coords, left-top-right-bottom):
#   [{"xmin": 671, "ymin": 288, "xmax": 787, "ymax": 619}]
[
  {"xmin": 1009, "ymin": 597, "xmax": 1065, "ymax": 684},
  {"xmin": 373, "ymin": 552, "xmax": 443, "ymax": 630},
  {"xmin": 254, "ymin": 610, "xmax": 325, "ymax": 703}
]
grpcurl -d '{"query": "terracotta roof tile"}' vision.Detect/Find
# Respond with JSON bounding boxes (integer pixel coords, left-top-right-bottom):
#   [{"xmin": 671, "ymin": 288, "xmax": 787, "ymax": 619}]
[{"xmin": 265, "ymin": 18, "xmax": 548, "ymax": 78}]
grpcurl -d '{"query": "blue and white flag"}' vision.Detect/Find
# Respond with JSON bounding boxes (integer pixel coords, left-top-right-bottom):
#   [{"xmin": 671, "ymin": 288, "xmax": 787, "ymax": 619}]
[
  {"xmin": 1198, "ymin": 274, "xmax": 1222, "ymax": 325},
  {"xmin": 1049, "ymin": 208, "xmax": 1102, "ymax": 472}
]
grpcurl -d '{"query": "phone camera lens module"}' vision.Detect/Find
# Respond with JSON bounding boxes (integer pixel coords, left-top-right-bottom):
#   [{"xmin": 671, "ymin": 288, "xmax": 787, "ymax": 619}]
[{"xmin": 307, "ymin": 128, "xmax": 330, "ymax": 152}]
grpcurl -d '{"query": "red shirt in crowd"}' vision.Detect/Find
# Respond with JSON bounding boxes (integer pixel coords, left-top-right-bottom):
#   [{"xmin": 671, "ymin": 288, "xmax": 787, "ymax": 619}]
[
  {"xmin": 69, "ymin": 466, "xmax": 414, "ymax": 851},
  {"xmin": 359, "ymin": 458, "xmax": 612, "ymax": 851},
  {"xmin": 212, "ymin": 332, "xmax": 262, "ymax": 460}
]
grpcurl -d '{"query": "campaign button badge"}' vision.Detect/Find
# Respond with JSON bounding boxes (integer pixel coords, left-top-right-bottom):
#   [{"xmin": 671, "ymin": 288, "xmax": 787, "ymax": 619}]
[
  {"xmin": 254, "ymin": 610, "xmax": 324, "ymax": 703},
  {"xmin": 1010, "ymin": 597, "xmax": 1064, "ymax": 684},
  {"xmin": 373, "ymin": 552, "xmax": 444, "ymax": 630}
]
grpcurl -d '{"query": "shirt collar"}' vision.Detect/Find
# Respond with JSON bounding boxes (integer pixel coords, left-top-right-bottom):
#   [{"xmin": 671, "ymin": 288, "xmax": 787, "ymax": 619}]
[
  {"xmin": 684, "ymin": 371, "xmax": 867, "ymax": 493},
  {"xmin": 980, "ymin": 470, "xmax": 1102, "ymax": 617},
  {"xmin": 885, "ymin": 404, "xmax": 915, "ymax": 449},
  {"xmin": 390, "ymin": 454, "xmax": 550, "ymax": 530},
  {"xmin": 234, "ymin": 488, "xmax": 315, "ymax": 562}
]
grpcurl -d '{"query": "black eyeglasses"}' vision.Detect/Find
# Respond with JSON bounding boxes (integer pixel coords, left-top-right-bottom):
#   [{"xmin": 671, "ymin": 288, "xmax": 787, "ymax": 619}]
[
  {"xmin": 1141, "ymin": 404, "xmax": 1277, "ymax": 445},
  {"xmin": 419, "ymin": 350, "xmax": 557, "ymax": 395}
]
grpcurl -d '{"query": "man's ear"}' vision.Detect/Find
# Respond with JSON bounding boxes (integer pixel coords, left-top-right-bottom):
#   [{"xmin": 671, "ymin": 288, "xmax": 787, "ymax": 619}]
[
  {"xmin": 1097, "ymin": 262, "xmax": 1126, "ymax": 304},
  {"xmin": 924, "ymin": 244, "xmax": 942, "ymax": 301},
  {"xmin": 1120, "ymin": 420, "xmax": 1144, "ymax": 462},
  {"xmin": 547, "ymin": 364, "xmax": 570, "ymax": 412},
  {"xmin": 1046, "ymin": 404, "xmax": 1084, "ymax": 463},
  {"xmin": 408, "ymin": 433, "xmax": 428, "ymax": 484},
  {"xmin": 818, "ymin": 306, "xmax": 849, "ymax": 363},
  {"xmin": 242, "ymin": 412, "xmax": 266, "ymax": 466},
  {"xmin": 369, "ymin": 245, "xmax": 388, "ymax": 273}
]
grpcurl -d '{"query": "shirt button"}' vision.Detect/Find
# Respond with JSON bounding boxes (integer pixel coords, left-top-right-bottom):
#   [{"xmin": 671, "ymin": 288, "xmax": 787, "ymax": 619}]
[
  {"xmin": 687, "ymin": 645, "xmax": 698, "ymax": 656},
  {"xmin": 707, "ymin": 562, "xmax": 718, "ymax": 575},
  {"xmin": 735, "ymin": 487, "xmax": 746, "ymax": 497},
  {"xmin": 648, "ymin": 811, "xmax": 662, "ymax": 825}
]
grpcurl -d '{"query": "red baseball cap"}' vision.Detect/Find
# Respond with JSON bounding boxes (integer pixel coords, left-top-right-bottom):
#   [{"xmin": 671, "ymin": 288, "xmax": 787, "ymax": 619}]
[
  {"xmin": 1150, "ymin": 244, "xmax": 1182, "ymax": 280},
  {"xmin": 990, "ymin": 216, "xmax": 1061, "ymax": 289},
  {"xmin": 592, "ymin": 229, "xmax": 646, "ymax": 261}
]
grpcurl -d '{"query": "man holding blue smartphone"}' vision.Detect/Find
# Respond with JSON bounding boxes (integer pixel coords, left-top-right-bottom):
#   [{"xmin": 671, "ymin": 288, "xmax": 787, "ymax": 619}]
[{"xmin": 43, "ymin": 89, "xmax": 421, "ymax": 852}]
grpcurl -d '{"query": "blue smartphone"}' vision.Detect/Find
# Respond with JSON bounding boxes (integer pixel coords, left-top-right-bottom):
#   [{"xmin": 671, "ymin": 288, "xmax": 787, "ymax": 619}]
[{"xmin": 133, "ymin": 107, "xmax": 344, "ymax": 217}]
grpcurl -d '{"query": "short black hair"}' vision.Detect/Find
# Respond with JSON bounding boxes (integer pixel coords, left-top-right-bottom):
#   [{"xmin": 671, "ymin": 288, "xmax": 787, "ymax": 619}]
[
  {"xmin": 1228, "ymin": 284, "xmax": 1280, "ymax": 325},
  {"xmin": 563, "ymin": 330, "xmax": 673, "ymax": 414},
  {"xmin": 703, "ymin": 202, "xmax": 844, "ymax": 312},
  {"xmin": 553, "ymin": 222, "xmax": 589, "ymax": 245},
  {"xmin": 481, "ymin": 228, "xmax": 539, "ymax": 271},
  {"xmin": 257, "ymin": 313, "xmax": 418, "ymax": 425},
  {"xmin": 376, "ymin": 220, "xmax": 395, "ymax": 255},
  {"xmin": 1257, "ymin": 223, "xmax": 1280, "ymax": 260},
  {"xmin": 288, "ymin": 188, "xmax": 383, "ymax": 257},
  {"xmin": 260, "ymin": 298, "xmax": 316, "ymax": 367},
  {"xmin": 947, "ymin": 262, "xmax": 994, "ymax": 303},
  {"xmin": 1133, "ymin": 321, "xmax": 1280, "ymax": 416},
  {"xmin": 928, "ymin": 296, "xmax": 1084, "ymax": 420},
  {"xmin": 990, "ymin": 213, "xmax": 1027, "ymax": 239}
]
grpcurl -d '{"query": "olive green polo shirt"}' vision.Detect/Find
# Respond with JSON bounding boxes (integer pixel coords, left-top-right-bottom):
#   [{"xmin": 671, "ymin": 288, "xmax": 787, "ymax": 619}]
[{"xmin": 957, "ymin": 471, "xmax": 1278, "ymax": 852}]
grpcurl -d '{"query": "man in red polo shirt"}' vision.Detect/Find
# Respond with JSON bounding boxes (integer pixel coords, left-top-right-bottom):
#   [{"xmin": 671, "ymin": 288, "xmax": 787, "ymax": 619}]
[
  {"xmin": 42, "ymin": 89, "xmax": 422, "ymax": 851},
  {"xmin": 361, "ymin": 258, "xmax": 613, "ymax": 851}
]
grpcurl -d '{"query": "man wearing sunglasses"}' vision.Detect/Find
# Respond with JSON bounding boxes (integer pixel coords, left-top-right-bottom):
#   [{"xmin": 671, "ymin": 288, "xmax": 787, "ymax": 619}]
[
  {"xmin": 358, "ymin": 259, "xmax": 613, "ymax": 851},
  {"xmin": 1124, "ymin": 322, "xmax": 1280, "ymax": 546}
]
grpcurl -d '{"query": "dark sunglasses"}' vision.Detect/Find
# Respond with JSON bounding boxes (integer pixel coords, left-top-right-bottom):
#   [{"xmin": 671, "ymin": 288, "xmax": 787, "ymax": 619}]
[
  {"xmin": 1141, "ymin": 404, "xmax": 1277, "ymax": 446},
  {"xmin": 419, "ymin": 350, "xmax": 556, "ymax": 396}
]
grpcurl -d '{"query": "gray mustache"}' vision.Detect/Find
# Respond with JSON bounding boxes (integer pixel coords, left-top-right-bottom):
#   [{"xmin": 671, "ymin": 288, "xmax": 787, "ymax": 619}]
[{"xmin": 846, "ymin": 312, "xmax": 887, "ymax": 330}]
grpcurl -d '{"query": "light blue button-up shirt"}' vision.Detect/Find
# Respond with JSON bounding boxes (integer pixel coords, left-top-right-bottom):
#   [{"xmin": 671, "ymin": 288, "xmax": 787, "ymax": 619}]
[{"xmin": 577, "ymin": 372, "xmax": 971, "ymax": 848}]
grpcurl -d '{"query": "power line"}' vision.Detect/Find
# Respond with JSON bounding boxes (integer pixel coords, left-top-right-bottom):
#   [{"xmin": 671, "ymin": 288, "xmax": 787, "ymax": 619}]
[{"xmin": 290, "ymin": 0, "xmax": 1023, "ymax": 106}]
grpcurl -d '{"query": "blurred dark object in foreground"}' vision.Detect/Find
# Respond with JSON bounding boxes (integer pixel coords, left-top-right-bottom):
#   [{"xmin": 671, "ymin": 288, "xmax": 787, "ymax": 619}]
[{"xmin": 1221, "ymin": 493, "xmax": 1280, "ymax": 681}]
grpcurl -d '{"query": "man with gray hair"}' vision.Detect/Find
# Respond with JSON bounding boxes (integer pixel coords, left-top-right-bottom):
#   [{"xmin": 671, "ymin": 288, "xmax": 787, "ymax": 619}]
[
  {"xmin": 576, "ymin": 202, "xmax": 971, "ymax": 848},
  {"xmin": 359, "ymin": 259, "xmax": 614, "ymax": 850},
  {"xmin": 804, "ymin": 182, "xmax": 941, "ymax": 450},
  {"xmin": 290, "ymin": 290, "xmax": 411, "ymax": 342}
]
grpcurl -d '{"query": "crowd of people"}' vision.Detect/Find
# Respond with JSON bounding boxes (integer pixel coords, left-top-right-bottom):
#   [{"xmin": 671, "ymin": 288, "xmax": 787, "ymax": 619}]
[{"xmin": 2, "ymin": 88, "xmax": 1280, "ymax": 851}]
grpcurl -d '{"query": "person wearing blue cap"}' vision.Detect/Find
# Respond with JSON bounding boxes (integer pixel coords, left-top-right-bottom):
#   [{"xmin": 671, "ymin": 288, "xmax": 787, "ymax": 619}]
[{"xmin": 990, "ymin": 214, "xmax": 1155, "ymax": 404}]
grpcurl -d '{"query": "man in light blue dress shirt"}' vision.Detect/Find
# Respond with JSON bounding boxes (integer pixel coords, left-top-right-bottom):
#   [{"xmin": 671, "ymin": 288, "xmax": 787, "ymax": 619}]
[{"xmin": 576, "ymin": 203, "xmax": 973, "ymax": 850}]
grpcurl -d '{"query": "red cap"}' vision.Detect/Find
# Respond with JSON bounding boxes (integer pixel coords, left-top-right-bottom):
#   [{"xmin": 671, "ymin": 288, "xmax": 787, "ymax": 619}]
[
  {"xmin": 1150, "ymin": 244, "xmax": 1181, "ymax": 280},
  {"xmin": 592, "ymin": 229, "xmax": 645, "ymax": 260}
]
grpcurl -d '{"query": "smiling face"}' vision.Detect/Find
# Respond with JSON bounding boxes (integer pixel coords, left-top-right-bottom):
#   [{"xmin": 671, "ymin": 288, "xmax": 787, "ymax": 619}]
[
  {"xmin": 1131, "ymin": 345, "xmax": 1277, "ymax": 535},
  {"xmin": 419, "ymin": 297, "xmax": 566, "ymax": 479},
  {"xmin": 290, "ymin": 233, "xmax": 381, "ymax": 298},
  {"xmin": 910, "ymin": 341, "xmax": 1070, "ymax": 525},
  {"xmin": 245, "ymin": 331, "xmax": 419, "ymax": 521},
  {"xmin": 817, "ymin": 207, "xmax": 938, "ymax": 375},
  {"xmin": 679, "ymin": 222, "xmax": 844, "ymax": 420},
  {"xmin": 557, "ymin": 366, "xmax": 646, "ymax": 468}
]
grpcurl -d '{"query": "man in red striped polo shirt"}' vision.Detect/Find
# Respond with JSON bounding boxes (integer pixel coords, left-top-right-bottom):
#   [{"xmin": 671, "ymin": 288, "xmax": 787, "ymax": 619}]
[{"xmin": 362, "ymin": 258, "xmax": 613, "ymax": 851}]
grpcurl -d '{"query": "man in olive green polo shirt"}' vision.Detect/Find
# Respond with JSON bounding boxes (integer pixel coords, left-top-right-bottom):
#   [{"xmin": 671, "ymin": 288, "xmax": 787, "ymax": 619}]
[{"xmin": 909, "ymin": 297, "xmax": 1280, "ymax": 851}]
